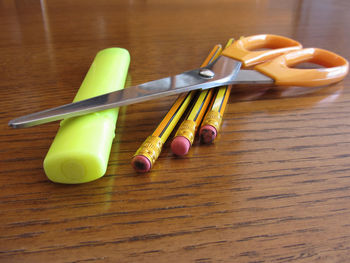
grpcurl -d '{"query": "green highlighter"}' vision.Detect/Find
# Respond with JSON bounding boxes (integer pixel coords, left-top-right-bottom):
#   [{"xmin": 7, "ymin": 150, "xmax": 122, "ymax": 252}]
[{"xmin": 44, "ymin": 48, "xmax": 130, "ymax": 184}]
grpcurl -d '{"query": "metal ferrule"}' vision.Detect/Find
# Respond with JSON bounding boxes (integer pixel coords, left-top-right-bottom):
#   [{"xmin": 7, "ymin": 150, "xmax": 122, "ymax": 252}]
[
  {"xmin": 202, "ymin": 110, "xmax": 222, "ymax": 131},
  {"xmin": 175, "ymin": 120, "xmax": 196, "ymax": 145},
  {"xmin": 134, "ymin": 136, "xmax": 163, "ymax": 166}
]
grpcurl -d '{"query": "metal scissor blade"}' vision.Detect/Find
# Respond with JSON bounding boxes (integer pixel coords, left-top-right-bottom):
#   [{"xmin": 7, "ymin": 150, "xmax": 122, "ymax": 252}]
[
  {"xmin": 232, "ymin": 69, "xmax": 274, "ymax": 85},
  {"xmin": 9, "ymin": 56, "xmax": 241, "ymax": 128}
]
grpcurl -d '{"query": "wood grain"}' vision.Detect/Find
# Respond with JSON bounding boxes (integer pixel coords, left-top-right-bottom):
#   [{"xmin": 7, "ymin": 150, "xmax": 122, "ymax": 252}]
[{"xmin": 1, "ymin": 0, "xmax": 350, "ymax": 262}]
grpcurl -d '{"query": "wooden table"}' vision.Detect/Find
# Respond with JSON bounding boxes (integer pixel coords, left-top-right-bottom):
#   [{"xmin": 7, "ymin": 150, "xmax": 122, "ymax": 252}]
[{"xmin": 1, "ymin": 0, "xmax": 350, "ymax": 262}]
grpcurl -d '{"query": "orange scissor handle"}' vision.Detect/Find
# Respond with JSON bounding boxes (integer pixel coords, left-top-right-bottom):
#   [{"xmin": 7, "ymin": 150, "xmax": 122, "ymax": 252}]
[
  {"xmin": 221, "ymin": 34, "xmax": 302, "ymax": 67},
  {"xmin": 255, "ymin": 48, "xmax": 349, "ymax": 87}
]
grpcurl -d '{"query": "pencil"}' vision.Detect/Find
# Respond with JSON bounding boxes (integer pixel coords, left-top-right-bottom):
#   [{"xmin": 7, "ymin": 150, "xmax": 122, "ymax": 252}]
[
  {"xmin": 171, "ymin": 45, "xmax": 222, "ymax": 155},
  {"xmin": 131, "ymin": 45, "xmax": 222, "ymax": 173},
  {"xmin": 199, "ymin": 39, "xmax": 234, "ymax": 144}
]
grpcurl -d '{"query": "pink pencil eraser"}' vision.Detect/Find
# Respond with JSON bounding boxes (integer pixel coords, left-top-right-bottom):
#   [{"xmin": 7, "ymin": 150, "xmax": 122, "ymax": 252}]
[
  {"xmin": 131, "ymin": 155, "xmax": 151, "ymax": 173},
  {"xmin": 200, "ymin": 125, "xmax": 217, "ymax": 144},
  {"xmin": 171, "ymin": 136, "xmax": 191, "ymax": 156}
]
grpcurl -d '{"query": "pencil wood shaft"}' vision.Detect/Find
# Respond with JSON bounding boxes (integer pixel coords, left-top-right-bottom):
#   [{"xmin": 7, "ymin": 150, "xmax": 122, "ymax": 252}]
[
  {"xmin": 199, "ymin": 39, "xmax": 235, "ymax": 144},
  {"xmin": 174, "ymin": 39, "xmax": 234, "ymax": 147},
  {"xmin": 132, "ymin": 45, "xmax": 223, "ymax": 170},
  {"xmin": 152, "ymin": 44, "xmax": 223, "ymax": 141}
]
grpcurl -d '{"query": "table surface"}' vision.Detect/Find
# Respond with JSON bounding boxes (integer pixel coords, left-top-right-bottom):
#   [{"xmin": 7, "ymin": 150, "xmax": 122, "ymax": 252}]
[{"xmin": 1, "ymin": 0, "xmax": 350, "ymax": 262}]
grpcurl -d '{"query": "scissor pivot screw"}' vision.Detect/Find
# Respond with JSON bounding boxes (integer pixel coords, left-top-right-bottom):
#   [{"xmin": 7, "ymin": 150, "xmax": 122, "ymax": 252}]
[{"xmin": 199, "ymin": 69, "xmax": 215, "ymax": 79}]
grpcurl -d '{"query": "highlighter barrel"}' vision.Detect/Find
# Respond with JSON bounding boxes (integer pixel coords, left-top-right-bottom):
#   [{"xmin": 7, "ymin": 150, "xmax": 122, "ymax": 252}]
[{"xmin": 44, "ymin": 48, "xmax": 130, "ymax": 184}]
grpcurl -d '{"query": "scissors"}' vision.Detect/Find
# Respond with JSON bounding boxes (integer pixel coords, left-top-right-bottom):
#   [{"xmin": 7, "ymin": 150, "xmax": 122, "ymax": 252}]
[{"xmin": 9, "ymin": 34, "xmax": 349, "ymax": 128}]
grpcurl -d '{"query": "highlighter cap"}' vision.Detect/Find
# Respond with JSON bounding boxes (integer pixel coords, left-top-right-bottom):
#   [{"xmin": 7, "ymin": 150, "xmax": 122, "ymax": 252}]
[{"xmin": 44, "ymin": 48, "xmax": 130, "ymax": 184}]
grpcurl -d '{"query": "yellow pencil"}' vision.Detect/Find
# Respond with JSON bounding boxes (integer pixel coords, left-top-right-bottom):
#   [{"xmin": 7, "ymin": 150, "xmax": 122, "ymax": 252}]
[
  {"xmin": 131, "ymin": 44, "xmax": 222, "ymax": 172},
  {"xmin": 171, "ymin": 45, "xmax": 223, "ymax": 155},
  {"xmin": 200, "ymin": 39, "xmax": 234, "ymax": 144}
]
